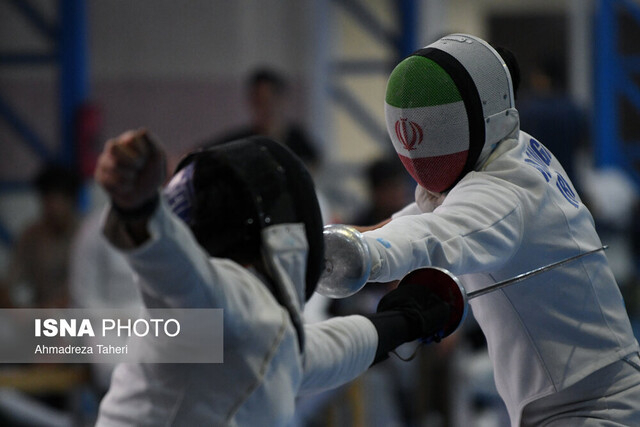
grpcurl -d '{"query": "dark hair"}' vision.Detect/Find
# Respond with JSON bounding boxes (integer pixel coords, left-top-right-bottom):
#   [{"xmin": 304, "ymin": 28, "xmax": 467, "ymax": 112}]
[
  {"xmin": 367, "ymin": 157, "xmax": 406, "ymax": 190},
  {"xmin": 535, "ymin": 57, "xmax": 565, "ymax": 91},
  {"xmin": 247, "ymin": 68, "xmax": 288, "ymax": 94},
  {"xmin": 34, "ymin": 164, "xmax": 82, "ymax": 199},
  {"xmin": 494, "ymin": 46, "xmax": 521, "ymax": 100}
]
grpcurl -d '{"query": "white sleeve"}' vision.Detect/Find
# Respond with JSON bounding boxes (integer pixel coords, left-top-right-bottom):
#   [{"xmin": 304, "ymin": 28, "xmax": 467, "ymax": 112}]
[
  {"xmin": 70, "ymin": 212, "xmax": 105, "ymax": 308},
  {"xmin": 101, "ymin": 198, "xmax": 224, "ymax": 308},
  {"xmin": 365, "ymin": 174, "xmax": 525, "ymax": 282},
  {"xmin": 391, "ymin": 202, "xmax": 422, "ymax": 219},
  {"xmin": 299, "ymin": 315, "xmax": 377, "ymax": 394},
  {"xmin": 71, "ymin": 210, "xmax": 140, "ymax": 309}
]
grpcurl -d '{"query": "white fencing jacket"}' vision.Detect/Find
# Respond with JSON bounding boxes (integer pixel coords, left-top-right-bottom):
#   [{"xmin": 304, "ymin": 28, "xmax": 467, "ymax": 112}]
[
  {"xmin": 365, "ymin": 130, "xmax": 639, "ymax": 426},
  {"xmin": 96, "ymin": 200, "xmax": 377, "ymax": 426}
]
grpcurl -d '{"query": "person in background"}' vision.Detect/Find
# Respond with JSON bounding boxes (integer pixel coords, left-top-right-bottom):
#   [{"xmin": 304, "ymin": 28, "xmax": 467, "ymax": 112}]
[
  {"xmin": 5, "ymin": 164, "xmax": 82, "ymax": 308},
  {"xmin": 206, "ymin": 67, "xmax": 321, "ymax": 173},
  {"xmin": 0, "ymin": 164, "xmax": 84, "ymax": 425},
  {"xmin": 353, "ymin": 156, "xmax": 413, "ymax": 227},
  {"xmin": 516, "ymin": 58, "xmax": 586, "ymax": 186},
  {"xmin": 205, "ymin": 67, "xmax": 333, "ymax": 225}
]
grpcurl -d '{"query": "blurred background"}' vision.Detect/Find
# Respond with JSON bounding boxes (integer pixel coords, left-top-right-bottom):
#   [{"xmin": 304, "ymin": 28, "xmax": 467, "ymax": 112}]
[{"xmin": 1, "ymin": 0, "xmax": 640, "ymax": 426}]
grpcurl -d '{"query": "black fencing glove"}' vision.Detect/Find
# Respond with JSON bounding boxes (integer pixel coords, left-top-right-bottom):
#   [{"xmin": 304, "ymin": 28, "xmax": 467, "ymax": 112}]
[{"xmin": 365, "ymin": 282, "xmax": 451, "ymax": 364}]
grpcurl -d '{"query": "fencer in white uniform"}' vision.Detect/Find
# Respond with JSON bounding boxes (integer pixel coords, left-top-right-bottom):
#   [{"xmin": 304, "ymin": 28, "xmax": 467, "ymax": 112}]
[
  {"xmin": 361, "ymin": 34, "xmax": 640, "ymax": 426},
  {"xmin": 93, "ymin": 132, "xmax": 451, "ymax": 426}
]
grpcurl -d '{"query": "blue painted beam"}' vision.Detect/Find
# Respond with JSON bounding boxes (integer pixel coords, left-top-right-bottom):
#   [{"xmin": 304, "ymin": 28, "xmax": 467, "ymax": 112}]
[
  {"xmin": 0, "ymin": 220, "xmax": 14, "ymax": 247},
  {"xmin": 398, "ymin": 0, "xmax": 418, "ymax": 58},
  {"xmin": 6, "ymin": 0, "xmax": 59, "ymax": 41},
  {"xmin": 0, "ymin": 181, "xmax": 31, "ymax": 193},
  {"xmin": 0, "ymin": 52, "xmax": 58, "ymax": 65},
  {"xmin": 329, "ymin": 83, "xmax": 390, "ymax": 148},
  {"xmin": 332, "ymin": 0, "xmax": 400, "ymax": 51},
  {"xmin": 0, "ymin": 94, "xmax": 54, "ymax": 162},
  {"xmin": 594, "ymin": 0, "xmax": 619, "ymax": 168},
  {"xmin": 620, "ymin": 0, "xmax": 640, "ymax": 24},
  {"xmin": 59, "ymin": 0, "xmax": 89, "ymax": 167}
]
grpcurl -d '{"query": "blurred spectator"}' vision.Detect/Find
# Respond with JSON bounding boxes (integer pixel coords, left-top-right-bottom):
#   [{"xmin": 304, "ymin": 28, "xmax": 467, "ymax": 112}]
[
  {"xmin": 353, "ymin": 156, "xmax": 413, "ymax": 227},
  {"xmin": 0, "ymin": 164, "xmax": 84, "ymax": 425},
  {"xmin": 517, "ymin": 58, "xmax": 587, "ymax": 185},
  {"xmin": 4, "ymin": 164, "xmax": 82, "ymax": 308},
  {"xmin": 205, "ymin": 67, "xmax": 321, "ymax": 173},
  {"xmin": 204, "ymin": 67, "xmax": 333, "ymax": 225}
]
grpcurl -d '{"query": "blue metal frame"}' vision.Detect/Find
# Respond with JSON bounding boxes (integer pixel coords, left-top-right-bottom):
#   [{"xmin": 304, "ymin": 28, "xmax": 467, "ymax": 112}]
[
  {"xmin": 328, "ymin": 83, "xmax": 389, "ymax": 146},
  {"xmin": 0, "ymin": 0, "xmax": 88, "ymax": 247},
  {"xmin": 59, "ymin": 0, "xmax": 89, "ymax": 166},
  {"xmin": 594, "ymin": 0, "xmax": 640, "ymax": 186},
  {"xmin": 6, "ymin": 0, "xmax": 59, "ymax": 40},
  {"xmin": 0, "ymin": 52, "xmax": 58, "ymax": 65},
  {"xmin": 593, "ymin": 0, "xmax": 620, "ymax": 166},
  {"xmin": 0, "ymin": 94, "xmax": 55, "ymax": 161},
  {"xmin": 594, "ymin": 0, "xmax": 619, "ymax": 167},
  {"xmin": 398, "ymin": 0, "xmax": 417, "ymax": 58},
  {"xmin": 332, "ymin": 0, "xmax": 400, "ymax": 50},
  {"xmin": 329, "ymin": 0, "xmax": 417, "ymax": 148}
]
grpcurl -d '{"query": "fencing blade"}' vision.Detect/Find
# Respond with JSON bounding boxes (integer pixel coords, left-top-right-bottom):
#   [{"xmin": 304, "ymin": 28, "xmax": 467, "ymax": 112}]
[{"xmin": 466, "ymin": 245, "xmax": 608, "ymax": 300}]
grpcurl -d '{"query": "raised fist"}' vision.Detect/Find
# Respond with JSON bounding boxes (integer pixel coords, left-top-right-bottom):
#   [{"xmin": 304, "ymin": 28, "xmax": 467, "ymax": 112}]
[{"xmin": 95, "ymin": 129, "xmax": 166, "ymax": 211}]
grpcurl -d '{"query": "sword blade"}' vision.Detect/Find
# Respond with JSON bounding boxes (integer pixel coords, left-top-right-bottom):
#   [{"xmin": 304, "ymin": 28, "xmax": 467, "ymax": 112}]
[{"xmin": 466, "ymin": 246, "xmax": 608, "ymax": 300}]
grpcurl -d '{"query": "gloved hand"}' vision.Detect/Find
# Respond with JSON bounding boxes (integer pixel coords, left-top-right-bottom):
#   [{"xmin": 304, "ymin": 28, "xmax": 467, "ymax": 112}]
[
  {"xmin": 377, "ymin": 281, "xmax": 451, "ymax": 343},
  {"xmin": 95, "ymin": 128, "xmax": 167, "ymax": 216},
  {"xmin": 366, "ymin": 281, "xmax": 451, "ymax": 364},
  {"xmin": 96, "ymin": 129, "xmax": 167, "ymax": 246}
]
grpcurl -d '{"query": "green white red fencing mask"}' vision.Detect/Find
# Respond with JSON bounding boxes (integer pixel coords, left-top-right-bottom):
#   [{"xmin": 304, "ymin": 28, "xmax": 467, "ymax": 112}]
[{"xmin": 385, "ymin": 34, "xmax": 518, "ymax": 193}]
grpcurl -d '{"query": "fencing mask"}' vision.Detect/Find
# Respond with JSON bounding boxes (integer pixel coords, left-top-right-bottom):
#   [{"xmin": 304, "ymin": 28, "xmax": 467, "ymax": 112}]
[
  {"xmin": 162, "ymin": 136, "xmax": 324, "ymax": 303},
  {"xmin": 385, "ymin": 34, "xmax": 518, "ymax": 193}
]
